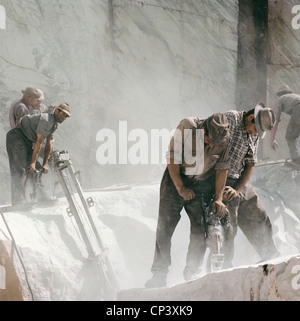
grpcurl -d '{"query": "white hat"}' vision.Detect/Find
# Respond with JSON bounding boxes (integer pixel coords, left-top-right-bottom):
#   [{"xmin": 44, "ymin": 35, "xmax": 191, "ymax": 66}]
[
  {"xmin": 21, "ymin": 87, "xmax": 44, "ymax": 100},
  {"xmin": 254, "ymin": 104, "xmax": 276, "ymax": 139},
  {"xmin": 276, "ymin": 85, "xmax": 292, "ymax": 96}
]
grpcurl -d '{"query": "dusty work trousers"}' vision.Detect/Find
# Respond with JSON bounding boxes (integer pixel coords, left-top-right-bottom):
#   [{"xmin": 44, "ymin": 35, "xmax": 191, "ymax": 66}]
[
  {"xmin": 222, "ymin": 178, "xmax": 280, "ymax": 267},
  {"xmin": 6, "ymin": 128, "xmax": 33, "ymax": 205},
  {"xmin": 285, "ymin": 105, "xmax": 300, "ymax": 160},
  {"xmin": 150, "ymin": 168, "xmax": 214, "ymax": 276}
]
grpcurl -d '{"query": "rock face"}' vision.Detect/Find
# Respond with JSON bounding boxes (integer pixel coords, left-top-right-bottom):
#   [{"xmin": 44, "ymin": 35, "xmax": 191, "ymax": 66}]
[
  {"xmin": 0, "ymin": 0, "xmax": 238, "ymax": 204},
  {"xmin": 117, "ymin": 255, "xmax": 300, "ymax": 301},
  {"xmin": 0, "ymin": 1, "xmax": 300, "ymax": 302}
]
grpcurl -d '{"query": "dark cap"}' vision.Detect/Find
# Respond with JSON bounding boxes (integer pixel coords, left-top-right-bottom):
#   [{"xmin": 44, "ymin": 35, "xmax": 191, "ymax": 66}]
[{"xmin": 205, "ymin": 113, "xmax": 230, "ymax": 146}]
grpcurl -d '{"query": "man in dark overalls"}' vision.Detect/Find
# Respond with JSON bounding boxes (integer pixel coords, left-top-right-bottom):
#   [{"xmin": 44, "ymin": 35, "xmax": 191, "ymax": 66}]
[
  {"xmin": 6, "ymin": 103, "xmax": 70, "ymax": 205},
  {"xmin": 145, "ymin": 113, "xmax": 230, "ymax": 288}
]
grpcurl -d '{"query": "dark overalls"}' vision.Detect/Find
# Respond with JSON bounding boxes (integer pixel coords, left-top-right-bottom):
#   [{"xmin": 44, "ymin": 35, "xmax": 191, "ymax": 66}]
[
  {"xmin": 6, "ymin": 128, "xmax": 33, "ymax": 205},
  {"xmin": 150, "ymin": 168, "xmax": 215, "ymax": 278},
  {"xmin": 222, "ymin": 178, "xmax": 280, "ymax": 267}
]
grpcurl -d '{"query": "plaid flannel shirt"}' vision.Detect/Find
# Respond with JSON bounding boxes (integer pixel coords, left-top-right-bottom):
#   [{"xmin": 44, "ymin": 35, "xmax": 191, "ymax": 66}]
[{"xmin": 224, "ymin": 110, "xmax": 258, "ymax": 179}]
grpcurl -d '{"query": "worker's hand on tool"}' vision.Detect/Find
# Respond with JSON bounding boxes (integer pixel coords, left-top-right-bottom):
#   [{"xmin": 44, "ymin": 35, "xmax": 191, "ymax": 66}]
[
  {"xmin": 212, "ymin": 199, "xmax": 227, "ymax": 218},
  {"xmin": 223, "ymin": 186, "xmax": 239, "ymax": 202},
  {"xmin": 42, "ymin": 165, "xmax": 49, "ymax": 174},
  {"xmin": 271, "ymin": 140, "xmax": 278, "ymax": 151},
  {"xmin": 178, "ymin": 186, "xmax": 195, "ymax": 201},
  {"xmin": 27, "ymin": 163, "xmax": 36, "ymax": 174}
]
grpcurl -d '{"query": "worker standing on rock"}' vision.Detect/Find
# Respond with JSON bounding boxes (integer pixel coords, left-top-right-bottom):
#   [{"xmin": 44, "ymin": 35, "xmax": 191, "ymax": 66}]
[
  {"xmin": 270, "ymin": 85, "xmax": 300, "ymax": 166},
  {"xmin": 6, "ymin": 103, "xmax": 71, "ymax": 206},
  {"xmin": 222, "ymin": 104, "xmax": 280, "ymax": 268},
  {"xmin": 9, "ymin": 87, "xmax": 48, "ymax": 129},
  {"xmin": 145, "ymin": 113, "xmax": 230, "ymax": 288}
]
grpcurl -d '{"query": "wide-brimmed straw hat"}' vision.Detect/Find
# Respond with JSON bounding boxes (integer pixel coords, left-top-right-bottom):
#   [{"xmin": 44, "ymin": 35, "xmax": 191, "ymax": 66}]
[
  {"xmin": 56, "ymin": 103, "xmax": 71, "ymax": 117},
  {"xmin": 254, "ymin": 104, "xmax": 276, "ymax": 139}
]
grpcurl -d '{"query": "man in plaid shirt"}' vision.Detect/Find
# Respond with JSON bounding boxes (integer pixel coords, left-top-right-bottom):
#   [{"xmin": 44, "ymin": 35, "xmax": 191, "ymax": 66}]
[{"xmin": 222, "ymin": 104, "xmax": 280, "ymax": 268}]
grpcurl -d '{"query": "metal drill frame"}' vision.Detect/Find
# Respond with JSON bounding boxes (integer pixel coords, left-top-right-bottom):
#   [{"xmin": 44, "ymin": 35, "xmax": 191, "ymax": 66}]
[{"xmin": 51, "ymin": 150, "xmax": 118, "ymax": 293}]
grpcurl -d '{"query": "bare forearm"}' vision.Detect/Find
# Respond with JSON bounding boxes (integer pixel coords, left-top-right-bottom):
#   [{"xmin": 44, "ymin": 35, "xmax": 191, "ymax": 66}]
[
  {"xmin": 270, "ymin": 121, "xmax": 279, "ymax": 142},
  {"xmin": 43, "ymin": 140, "xmax": 53, "ymax": 166},
  {"xmin": 215, "ymin": 169, "xmax": 228, "ymax": 201},
  {"xmin": 234, "ymin": 163, "xmax": 254, "ymax": 193},
  {"xmin": 167, "ymin": 160, "xmax": 195, "ymax": 201},
  {"xmin": 167, "ymin": 160, "xmax": 184, "ymax": 192},
  {"xmin": 31, "ymin": 141, "xmax": 43, "ymax": 166}
]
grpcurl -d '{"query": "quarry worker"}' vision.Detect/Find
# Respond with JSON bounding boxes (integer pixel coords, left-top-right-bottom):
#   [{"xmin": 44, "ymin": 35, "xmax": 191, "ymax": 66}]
[
  {"xmin": 145, "ymin": 113, "xmax": 230, "ymax": 288},
  {"xmin": 6, "ymin": 103, "xmax": 71, "ymax": 206},
  {"xmin": 270, "ymin": 85, "xmax": 300, "ymax": 165},
  {"xmin": 9, "ymin": 88, "xmax": 52, "ymax": 164},
  {"xmin": 222, "ymin": 104, "xmax": 280, "ymax": 268},
  {"xmin": 9, "ymin": 87, "xmax": 48, "ymax": 129}
]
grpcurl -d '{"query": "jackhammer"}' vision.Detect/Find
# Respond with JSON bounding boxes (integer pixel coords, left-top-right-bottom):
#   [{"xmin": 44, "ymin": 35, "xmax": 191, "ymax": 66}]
[{"xmin": 201, "ymin": 194, "xmax": 232, "ymax": 273}]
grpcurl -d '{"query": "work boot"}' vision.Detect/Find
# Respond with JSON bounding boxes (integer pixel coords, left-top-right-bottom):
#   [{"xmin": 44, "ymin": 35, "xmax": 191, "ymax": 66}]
[{"xmin": 144, "ymin": 272, "xmax": 167, "ymax": 288}]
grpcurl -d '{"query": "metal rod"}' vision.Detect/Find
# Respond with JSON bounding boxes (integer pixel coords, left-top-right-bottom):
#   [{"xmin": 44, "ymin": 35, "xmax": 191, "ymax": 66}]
[
  {"xmin": 54, "ymin": 165, "xmax": 95, "ymax": 257},
  {"xmin": 66, "ymin": 161, "xmax": 119, "ymax": 289},
  {"xmin": 51, "ymin": 151, "xmax": 119, "ymax": 291}
]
